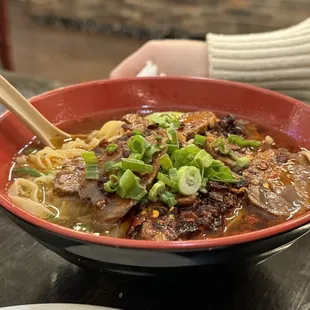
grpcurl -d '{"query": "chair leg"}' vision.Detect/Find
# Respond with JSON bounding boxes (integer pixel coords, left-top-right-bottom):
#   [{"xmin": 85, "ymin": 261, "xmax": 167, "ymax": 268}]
[{"xmin": 0, "ymin": 0, "xmax": 14, "ymax": 71}]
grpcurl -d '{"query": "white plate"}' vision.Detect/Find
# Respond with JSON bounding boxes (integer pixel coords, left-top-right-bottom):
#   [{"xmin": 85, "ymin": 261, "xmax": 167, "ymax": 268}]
[{"xmin": 1, "ymin": 304, "xmax": 118, "ymax": 310}]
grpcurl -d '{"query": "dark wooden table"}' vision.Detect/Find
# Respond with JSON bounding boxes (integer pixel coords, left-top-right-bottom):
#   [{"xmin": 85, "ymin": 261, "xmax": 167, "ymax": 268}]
[{"xmin": 0, "ymin": 72, "xmax": 309, "ymax": 310}]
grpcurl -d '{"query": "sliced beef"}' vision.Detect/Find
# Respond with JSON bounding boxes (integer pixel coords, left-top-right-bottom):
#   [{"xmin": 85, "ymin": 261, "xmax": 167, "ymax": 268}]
[
  {"xmin": 78, "ymin": 180, "xmax": 106, "ymax": 207},
  {"xmin": 179, "ymin": 111, "xmax": 218, "ymax": 139},
  {"xmin": 121, "ymin": 114, "xmax": 150, "ymax": 133},
  {"xmin": 140, "ymin": 129, "xmax": 169, "ymax": 188},
  {"xmin": 97, "ymin": 139, "xmax": 130, "ymax": 168},
  {"xmin": 140, "ymin": 157, "xmax": 161, "ymax": 189},
  {"xmin": 243, "ymin": 148, "xmax": 310, "ymax": 217},
  {"xmin": 94, "ymin": 195, "xmax": 137, "ymax": 230},
  {"xmin": 53, "ymin": 158, "xmax": 85, "ymax": 195}
]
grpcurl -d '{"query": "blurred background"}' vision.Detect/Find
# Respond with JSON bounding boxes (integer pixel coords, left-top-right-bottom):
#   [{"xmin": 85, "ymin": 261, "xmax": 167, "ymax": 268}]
[{"xmin": 2, "ymin": 0, "xmax": 310, "ymax": 91}]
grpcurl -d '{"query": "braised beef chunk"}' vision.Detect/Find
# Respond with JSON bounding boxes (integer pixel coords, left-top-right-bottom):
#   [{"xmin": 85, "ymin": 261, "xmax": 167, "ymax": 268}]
[
  {"xmin": 121, "ymin": 114, "xmax": 150, "ymax": 133},
  {"xmin": 54, "ymin": 158, "xmax": 85, "ymax": 195},
  {"xmin": 179, "ymin": 111, "xmax": 218, "ymax": 139},
  {"xmin": 243, "ymin": 149, "xmax": 310, "ymax": 216}
]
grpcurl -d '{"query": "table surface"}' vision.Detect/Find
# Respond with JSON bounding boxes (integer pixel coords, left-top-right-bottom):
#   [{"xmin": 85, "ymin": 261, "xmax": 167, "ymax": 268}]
[{"xmin": 0, "ymin": 71, "xmax": 309, "ymax": 310}]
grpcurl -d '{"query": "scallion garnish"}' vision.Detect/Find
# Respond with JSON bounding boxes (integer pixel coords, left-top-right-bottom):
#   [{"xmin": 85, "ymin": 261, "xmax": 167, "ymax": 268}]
[
  {"xmin": 157, "ymin": 172, "xmax": 178, "ymax": 190},
  {"xmin": 116, "ymin": 169, "xmax": 147, "ymax": 200},
  {"xmin": 128, "ymin": 135, "xmax": 148, "ymax": 155},
  {"xmin": 235, "ymin": 156, "xmax": 250, "ymax": 170},
  {"xmin": 227, "ymin": 134, "xmax": 261, "ymax": 148},
  {"xmin": 171, "ymin": 144, "xmax": 201, "ymax": 168},
  {"xmin": 204, "ymin": 160, "xmax": 240, "ymax": 183},
  {"xmin": 211, "ymin": 138, "xmax": 232, "ymax": 155},
  {"xmin": 167, "ymin": 128, "xmax": 178, "ymax": 145},
  {"xmin": 104, "ymin": 175, "xmax": 119, "ymax": 192},
  {"xmin": 167, "ymin": 144, "xmax": 179, "ymax": 155},
  {"xmin": 106, "ymin": 143, "xmax": 118, "ymax": 152},
  {"xmin": 169, "ymin": 168, "xmax": 179, "ymax": 183},
  {"xmin": 191, "ymin": 149, "xmax": 213, "ymax": 169},
  {"xmin": 148, "ymin": 181, "xmax": 166, "ymax": 202},
  {"xmin": 159, "ymin": 154, "xmax": 173, "ymax": 170},
  {"xmin": 129, "ymin": 153, "xmax": 143, "ymax": 160},
  {"xmin": 160, "ymin": 191, "xmax": 177, "ymax": 206},
  {"xmin": 103, "ymin": 161, "xmax": 115, "ymax": 174},
  {"xmin": 194, "ymin": 134, "xmax": 206, "ymax": 147},
  {"xmin": 177, "ymin": 166, "xmax": 202, "ymax": 195},
  {"xmin": 145, "ymin": 112, "xmax": 181, "ymax": 129},
  {"xmin": 82, "ymin": 151, "xmax": 99, "ymax": 180},
  {"xmin": 143, "ymin": 145, "xmax": 160, "ymax": 163},
  {"xmin": 121, "ymin": 158, "xmax": 153, "ymax": 174},
  {"xmin": 113, "ymin": 162, "xmax": 122, "ymax": 171},
  {"xmin": 13, "ymin": 167, "xmax": 45, "ymax": 177}
]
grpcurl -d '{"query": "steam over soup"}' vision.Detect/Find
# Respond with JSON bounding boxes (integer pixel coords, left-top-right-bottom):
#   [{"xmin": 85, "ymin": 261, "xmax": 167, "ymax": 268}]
[{"xmin": 7, "ymin": 111, "xmax": 310, "ymax": 241}]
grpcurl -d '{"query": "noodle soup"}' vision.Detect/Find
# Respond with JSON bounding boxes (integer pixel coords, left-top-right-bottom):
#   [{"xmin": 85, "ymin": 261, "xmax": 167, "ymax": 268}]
[{"xmin": 7, "ymin": 111, "xmax": 310, "ymax": 241}]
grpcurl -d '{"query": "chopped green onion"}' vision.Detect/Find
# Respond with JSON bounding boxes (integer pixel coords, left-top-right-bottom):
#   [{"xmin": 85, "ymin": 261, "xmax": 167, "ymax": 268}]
[
  {"xmin": 227, "ymin": 134, "xmax": 261, "ymax": 148},
  {"xmin": 13, "ymin": 167, "xmax": 45, "ymax": 177},
  {"xmin": 102, "ymin": 161, "xmax": 115, "ymax": 174},
  {"xmin": 167, "ymin": 144, "xmax": 179, "ymax": 155},
  {"xmin": 129, "ymin": 153, "xmax": 142, "ymax": 160},
  {"xmin": 235, "ymin": 156, "xmax": 250, "ymax": 170},
  {"xmin": 157, "ymin": 172, "xmax": 178, "ymax": 190},
  {"xmin": 128, "ymin": 135, "xmax": 149, "ymax": 155},
  {"xmin": 194, "ymin": 134, "xmax": 206, "ymax": 147},
  {"xmin": 139, "ymin": 195, "xmax": 149, "ymax": 205},
  {"xmin": 199, "ymin": 177, "xmax": 208, "ymax": 193},
  {"xmin": 116, "ymin": 169, "xmax": 147, "ymax": 200},
  {"xmin": 121, "ymin": 158, "xmax": 153, "ymax": 174},
  {"xmin": 167, "ymin": 128, "xmax": 178, "ymax": 145},
  {"xmin": 148, "ymin": 181, "xmax": 166, "ymax": 202},
  {"xmin": 205, "ymin": 160, "xmax": 241, "ymax": 183},
  {"xmin": 211, "ymin": 138, "xmax": 231, "ymax": 155},
  {"xmin": 211, "ymin": 138, "xmax": 236, "ymax": 159},
  {"xmin": 156, "ymin": 135, "xmax": 162, "ymax": 141},
  {"xmin": 160, "ymin": 191, "xmax": 177, "ymax": 206},
  {"xmin": 177, "ymin": 166, "xmax": 202, "ymax": 195},
  {"xmin": 132, "ymin": 130, "xmax": 143, "ymax": 136},
  {"xmin": 169, "ymin": 168, "xmax": 179, "ymax": 183},
  {"xmin": 104, "ymin": 175, "xmax": 119, "ymax": 192},
  {"xmin": 159, "ymin": 154, "xmax": 173, "ymax": 170},
  {"xmin": 113, "ymin": 162, "xmax": 122, "ymax": 170},
  {"xmin": 143, "ymin": 145, "xmax": 160, "ymax": 163},
  {"xmin": 106, "ymin": 143, "xmax": 118, "ymax": 152},
  {"xmin": 144, "ymin": 112, "xmax": 182, "ymax": 129},
  {"xmin": 191, "ymin": 149, "xmax": 213, "ymax": 169},
  {"xmin": 82, "ymin": 151, "xmax": 99, "ymax": 180},
  {"xmin": 171, "ymin": 144, "xmax": 200, "ymax": 168}
]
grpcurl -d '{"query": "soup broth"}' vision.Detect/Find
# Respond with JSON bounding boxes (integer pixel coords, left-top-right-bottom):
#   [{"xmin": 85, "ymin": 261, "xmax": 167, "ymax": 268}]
[{"xmin": 7, "ymin": 110, "xmax": 310, "ymax": 241}]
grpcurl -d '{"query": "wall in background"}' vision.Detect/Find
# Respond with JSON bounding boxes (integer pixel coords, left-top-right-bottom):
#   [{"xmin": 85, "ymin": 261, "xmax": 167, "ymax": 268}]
[{"xmin": 27, "ymin": 0, "xmax": 310, "ymax": 39}]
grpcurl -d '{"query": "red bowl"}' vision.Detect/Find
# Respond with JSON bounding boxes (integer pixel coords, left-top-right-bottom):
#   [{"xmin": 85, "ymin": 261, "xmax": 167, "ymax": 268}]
[{"xmin": 1, "ymin": 77, "xmax": 310, "ymax": 274}]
